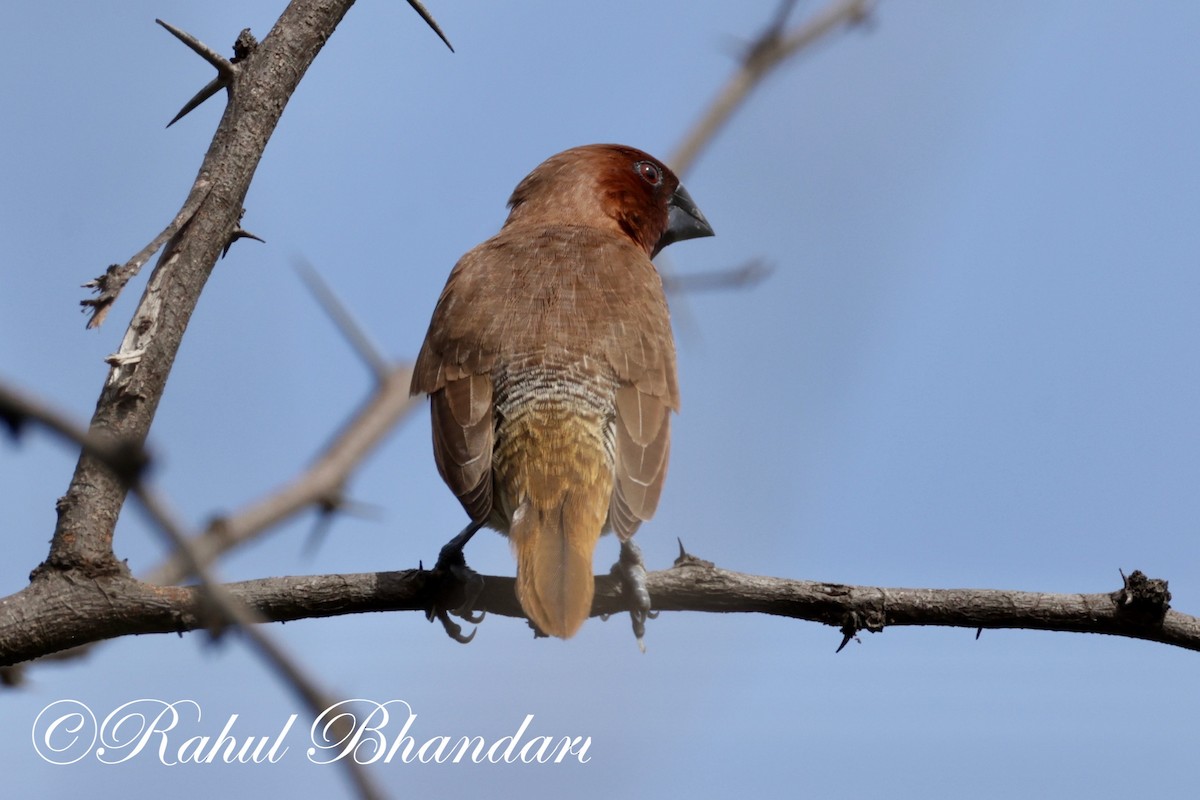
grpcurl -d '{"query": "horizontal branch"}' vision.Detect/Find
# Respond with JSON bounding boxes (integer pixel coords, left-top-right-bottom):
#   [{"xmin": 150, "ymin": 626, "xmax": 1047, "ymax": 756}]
[{"xmin": 1, "ymin": 558, "xmax": 1193, "ymax": 666}]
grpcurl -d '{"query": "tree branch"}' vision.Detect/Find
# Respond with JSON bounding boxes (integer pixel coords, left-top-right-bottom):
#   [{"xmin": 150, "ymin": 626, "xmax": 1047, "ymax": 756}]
[
  {"xmin": 670, "ymin": 0, "xmax": 874, "ymax": 177},
  {"xmin": 2, "ymin": 560, "xmax": 1193, "ymax": 667},
  {"xmin": 52, "ymin": 0, "xmax": 361, "ymax": 578}
]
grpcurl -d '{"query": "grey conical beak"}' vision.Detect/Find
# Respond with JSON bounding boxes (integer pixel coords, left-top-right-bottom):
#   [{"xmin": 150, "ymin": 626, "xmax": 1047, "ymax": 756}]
[{"xmin": 653, "ymin": 184, "xmax": 714, "ymax": 258}]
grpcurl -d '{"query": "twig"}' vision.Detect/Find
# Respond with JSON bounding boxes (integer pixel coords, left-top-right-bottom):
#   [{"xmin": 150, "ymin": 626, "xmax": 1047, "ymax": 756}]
[
  {"xmin": 670, "ymin": 0, "xmax": 874, "ymax": 177},
  {"xmin": 80, "ymin": 179, "xmax": 212, "ymax": 329},
  {"xmin": 0, "ymin": 381, "xmax": 149, "ymax": 485},
  {"xmin": 143, "ymin": 365, "xmax": 420, "ymax": 585},
  {"xmin": 295, "ymin": 260, "xmax": 391, "ymax": 383},
  {"xmin": 662, "ymin": 258, "xmax": 772, "ymax": 294},
  {"xmin": 128, "ymin": 483, "xmax": 388, "ymax": 800}
]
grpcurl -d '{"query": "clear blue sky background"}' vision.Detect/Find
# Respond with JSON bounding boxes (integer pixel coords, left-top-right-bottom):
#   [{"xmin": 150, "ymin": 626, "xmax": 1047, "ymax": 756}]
[{"xmin": 3, "ymin": 1, "xmax": 1198, "ymax": 797}]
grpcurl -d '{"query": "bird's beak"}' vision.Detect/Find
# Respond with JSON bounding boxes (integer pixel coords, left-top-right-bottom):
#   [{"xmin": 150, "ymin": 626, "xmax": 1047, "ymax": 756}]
[{"xmin": 653, "ymin": 184, "xmax": 715, "ymax": 257}]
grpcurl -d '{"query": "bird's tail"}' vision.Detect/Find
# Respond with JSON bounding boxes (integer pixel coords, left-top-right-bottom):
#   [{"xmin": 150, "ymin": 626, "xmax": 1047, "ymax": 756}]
[{"xmin": 511, "ymin": 489, "xmax": 606, "ymax": 639}]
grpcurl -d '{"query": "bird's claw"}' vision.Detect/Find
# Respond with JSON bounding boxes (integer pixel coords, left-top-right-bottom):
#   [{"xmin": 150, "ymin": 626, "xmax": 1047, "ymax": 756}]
[
  {"xmin": 611, "ymin": 539, "xmax": 654, "ymax": 650},
  {"xmin": 426, "ymin": 521, "xmax": 486, "ymax": 643},
  {"xmin": 431, "ymin": 607, "xmax": 478, "ymax": 643}
]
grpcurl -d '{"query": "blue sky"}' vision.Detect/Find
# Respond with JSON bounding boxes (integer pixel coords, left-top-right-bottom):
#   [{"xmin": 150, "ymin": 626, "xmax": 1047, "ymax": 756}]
[{"xmin": 3, "ymin": 2, "xmax": 1198, "ymax": 797}]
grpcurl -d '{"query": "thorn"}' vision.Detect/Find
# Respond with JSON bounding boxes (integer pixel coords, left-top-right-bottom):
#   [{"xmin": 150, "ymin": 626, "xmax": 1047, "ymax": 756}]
[
  {"xmin": 405, "ymin": 0, "xmax": 455, "ymax": 52},
  {"xmin": 156, "ymin": 19, "xmax": 236, "ymax": 78},
  {"xmin": 294, "ymin": 259, "xmax": 390, "ymax": 383},
  {"xmin": 301, "ymin": 506, "xmax": 337, "ymax": 558},
  {"xmin": 221, "ymin": 226, "xmax": 266, "ymax": 258},
  {"xmin": 1, "ymin": 409, "xmax": 23, "ymax": 439},
  {"xmin": 975, "ymin": 627, "xmax": 983, "ymax": 640},
  {"xmin": 0, "ymin": 666, "xmax": 26, "ymax": 687},
  {"xmin": 167, "ymin": 76, "xmax": 227, "ymax": 128},
  {"xmin": 837, "ymin": 612, "xmax": 860, "ymax": 653},
  {"xmin": 672, "ymin": 538, "xmax": 715, "ymax": 569}
]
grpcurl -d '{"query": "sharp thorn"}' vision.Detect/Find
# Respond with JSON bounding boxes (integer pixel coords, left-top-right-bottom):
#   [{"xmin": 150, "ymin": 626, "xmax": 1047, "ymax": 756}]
[
  {"xmin": 167, "ymin": 76, "xmax": 227, "ymax": 128},
  {"xmin": 221, "ymin": 226, "xmax": 266, "ymax": 258},
  {"xmin": 405, "ymin": 0, "xmax": 455, "ymax": 52},
  {"xmin": 156, "ymin": 19, "xmax": 236, "ymax": 78}
]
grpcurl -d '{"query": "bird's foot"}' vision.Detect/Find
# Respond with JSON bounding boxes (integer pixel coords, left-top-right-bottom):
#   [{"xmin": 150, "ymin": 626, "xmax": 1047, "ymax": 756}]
[
  {"xmin": 425, "ymin": 520, "xmax": 486, "ymax": 643},
  {"xmin": 609, "ymin": 539, "xmax": 657, "ymax": 652}
]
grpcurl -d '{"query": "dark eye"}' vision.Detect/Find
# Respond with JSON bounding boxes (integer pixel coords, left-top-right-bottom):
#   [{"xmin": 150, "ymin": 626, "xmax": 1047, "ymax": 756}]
[{"xmin": 635, "ymin": 161, "xmax": 662, "ymax": 186}]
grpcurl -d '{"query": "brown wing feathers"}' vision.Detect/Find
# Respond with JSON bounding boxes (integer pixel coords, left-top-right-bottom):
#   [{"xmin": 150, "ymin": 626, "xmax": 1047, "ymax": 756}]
[{"xmin": 429, "ymin": 373, "xmax": 494, "ymax": 523}]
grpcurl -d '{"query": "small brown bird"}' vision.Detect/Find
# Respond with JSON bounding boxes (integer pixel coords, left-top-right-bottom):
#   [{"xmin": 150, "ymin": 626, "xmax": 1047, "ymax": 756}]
[{"xmin": 411, "ymin": 144, "xmax": 713, "ymax": 640}]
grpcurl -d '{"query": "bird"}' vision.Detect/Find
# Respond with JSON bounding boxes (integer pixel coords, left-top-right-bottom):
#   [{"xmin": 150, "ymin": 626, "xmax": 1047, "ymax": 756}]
[{"xmin": 411, "ymin": 143, "xmax": 714, "ymax": 641}]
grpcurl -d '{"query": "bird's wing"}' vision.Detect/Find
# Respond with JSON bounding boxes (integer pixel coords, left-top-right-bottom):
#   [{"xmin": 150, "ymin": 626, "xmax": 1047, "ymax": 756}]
[
  {"xmin": 603, "ymin": 266, "xmax": 679, "ymax": 541},
  {"xmin": 428, "ymin": 371, "xmax": 493, "ymax": 522},
  {"xmin": 411, "ymin": 249, "xmax": 500, "ymax": 523}
]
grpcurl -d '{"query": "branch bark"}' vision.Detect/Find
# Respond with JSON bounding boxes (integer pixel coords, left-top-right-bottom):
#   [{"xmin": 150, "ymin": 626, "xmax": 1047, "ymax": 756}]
[{"xmin": 1, "ymin": 560, "xmax": 1192, "ymax": 667}]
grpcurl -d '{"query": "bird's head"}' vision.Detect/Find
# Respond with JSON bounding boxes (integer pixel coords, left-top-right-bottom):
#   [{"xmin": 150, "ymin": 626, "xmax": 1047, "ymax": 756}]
[{"xmin": 505, "ymin": 143, "xmax": 714, "ymax": 258}]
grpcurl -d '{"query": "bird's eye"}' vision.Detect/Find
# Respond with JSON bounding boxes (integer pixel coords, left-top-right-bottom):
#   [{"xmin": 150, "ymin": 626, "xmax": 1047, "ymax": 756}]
[{"xmin": 635, "ymin": 161, "xmax": 662, "ymax": 186}]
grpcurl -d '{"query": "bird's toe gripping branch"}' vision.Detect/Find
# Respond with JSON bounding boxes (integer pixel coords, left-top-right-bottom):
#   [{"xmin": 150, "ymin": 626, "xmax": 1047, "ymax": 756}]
[
  {"xmin": 425, "ymin": 520, "xmax": 487, "ymax": 643},
  {"xmin": 610, "ymin": 539, "xmax": 658, "ymax": 651}
]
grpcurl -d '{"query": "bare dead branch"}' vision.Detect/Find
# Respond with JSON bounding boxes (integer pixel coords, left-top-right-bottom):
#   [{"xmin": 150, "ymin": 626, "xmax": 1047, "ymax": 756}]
[
  {"xmin": 80, "ymin": 178, "xmax": 212, "ymax": 329},
  {"xmin": 670, "ymin": 0, "xmax": 874, "ymax": 177},
  {"xmin": 2, "ymin": 563, "xmax": 1195, "ymax": 668}
]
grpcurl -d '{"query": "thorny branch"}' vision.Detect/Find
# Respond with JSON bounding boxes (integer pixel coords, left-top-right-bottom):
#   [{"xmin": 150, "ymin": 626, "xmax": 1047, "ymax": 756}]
[{"xmin": 1, "ymin": 556, "xmax": 1195, "ymax": 666}]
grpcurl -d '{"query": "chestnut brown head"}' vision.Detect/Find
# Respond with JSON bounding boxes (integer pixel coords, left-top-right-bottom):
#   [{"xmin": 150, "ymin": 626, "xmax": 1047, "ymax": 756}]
[{"xmin": 505, "ymin": 143, "xmax": 714, "ymax": 258}]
